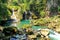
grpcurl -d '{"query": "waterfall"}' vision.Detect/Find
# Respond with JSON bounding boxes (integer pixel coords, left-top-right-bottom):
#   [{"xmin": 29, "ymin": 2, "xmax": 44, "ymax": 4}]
[
  {"xmin": 10, "ymin": 8, "xmax": 18, "ymax": 27},
  {"xmin": 11, "ymin": 8, "xmax": 17, "ymax": 22},
  {"xmin": 49, "ymin": 33, "xmax": 60, "ymax": 40}
]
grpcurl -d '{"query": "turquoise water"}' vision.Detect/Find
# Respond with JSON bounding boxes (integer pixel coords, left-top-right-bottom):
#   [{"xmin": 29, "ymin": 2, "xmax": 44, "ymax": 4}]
[
  {"xmin": 17, "ymin": 20, "xmax": 60, "ymax": 40},
  {"xmin": 17, "ymin": 20, "xmax": 30, "ymax": 28},
  {"xmin": 17, "ymin": 20, "xmax": 47, "ymax": 29},
  {"xmin": 32, "ymin": 26, "xmax": 47, "ymax": 30}
]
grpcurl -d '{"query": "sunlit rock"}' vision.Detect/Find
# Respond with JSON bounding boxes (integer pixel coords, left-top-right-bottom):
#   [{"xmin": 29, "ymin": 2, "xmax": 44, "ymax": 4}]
[
  {"xmin": 40, "ymin": 29, "xmax": 49, "ymax": 37},
  {"xmin": 0, "ymin": 26, "xmax": 3, "ymax": 31}
]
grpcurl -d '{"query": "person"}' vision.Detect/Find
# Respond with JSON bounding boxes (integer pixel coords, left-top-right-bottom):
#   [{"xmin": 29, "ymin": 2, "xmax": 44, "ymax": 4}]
[{"xmin": 23, "ymin": 12, "xmax": 27, "ymax": 20}]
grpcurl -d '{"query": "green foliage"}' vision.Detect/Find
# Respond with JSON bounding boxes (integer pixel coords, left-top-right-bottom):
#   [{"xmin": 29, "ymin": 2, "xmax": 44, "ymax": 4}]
[
  {"xmin": 0, "ymin": 3, "xmax": 11, "ymax": 20},
  {"xmin": 30, "ymin": 0, "xmax": 47, "ymax": 18},
  {"xmin": 58, "ymin": 6, "xmax": 60, "ymax": 11},
  {"xmin": 7, "ymin": 5, "xmax": 20, "ymax": 10},
  {"xmin": 50, "ymin": 6, "xmax": 58, "ymax": 12},
  {"xmin": 40, "ymin": 11, "xmax": 46, "ymax": 17},
  {"xmin": 0, "ymin": 0, "xmax": 47, "ymax": 20},
  {"xmin": 32, "ymin": 17, "xmax": 51, "ymax": 26},
  {"xmin": 0, "ymin": 0, "xmax": 8, "ymax": 3}
]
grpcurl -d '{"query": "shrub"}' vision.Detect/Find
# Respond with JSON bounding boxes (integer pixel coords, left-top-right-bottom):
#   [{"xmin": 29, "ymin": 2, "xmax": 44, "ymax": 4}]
[{"xmin": 40, "ymin": 11, "xmax": 46, "ymax": 17}]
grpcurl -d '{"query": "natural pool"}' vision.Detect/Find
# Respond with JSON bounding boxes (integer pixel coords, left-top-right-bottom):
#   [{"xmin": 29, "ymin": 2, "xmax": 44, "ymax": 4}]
[
  {"xmin": 17, "ymin": 20, "xmax": 60, "ymax": 40},
  {"xmin": 17, "ymin": 20, "xmax": 47, "ymax": 29}
]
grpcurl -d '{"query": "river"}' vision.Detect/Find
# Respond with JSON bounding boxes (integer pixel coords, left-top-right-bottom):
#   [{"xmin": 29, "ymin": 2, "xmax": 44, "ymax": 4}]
[{"xmin": 17, "ymin": 20, "xmax": 60, "ymax": 40}]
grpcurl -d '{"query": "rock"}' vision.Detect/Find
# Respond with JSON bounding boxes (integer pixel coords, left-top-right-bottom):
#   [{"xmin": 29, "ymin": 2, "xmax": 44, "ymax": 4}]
[
  {"xmin": 3, "ymin": 27, "xmax": 18, "ymax": 36},
  {"xmin": 28, "ymin": 35, "xmax": 36, "ymax": 39},
  {"xmin": 40, "ymin": 37, "xmax": 50, "ymax": 40},
  {"xmin": 40, "ymin": 29, "xmax": 49, "ymax": 37},
  {"xmin": 0, "ymin": 20, "xmax": 7, "ymax": 26},
  {"xmin": 55, "ymin": 27, "xmax": 60, "ymax": 33}
]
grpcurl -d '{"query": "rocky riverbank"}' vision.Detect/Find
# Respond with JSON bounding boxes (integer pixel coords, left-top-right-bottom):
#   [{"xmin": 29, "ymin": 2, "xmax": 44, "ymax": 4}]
[{"xmin": 0, "ymin": 26, "xmax": 51, "ymax": 40}]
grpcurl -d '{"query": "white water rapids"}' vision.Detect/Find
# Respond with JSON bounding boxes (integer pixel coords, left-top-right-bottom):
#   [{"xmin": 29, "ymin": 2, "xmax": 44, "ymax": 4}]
[{"xmin": 48, "ymin": 30, "xmax": 60, "ymax": 40}]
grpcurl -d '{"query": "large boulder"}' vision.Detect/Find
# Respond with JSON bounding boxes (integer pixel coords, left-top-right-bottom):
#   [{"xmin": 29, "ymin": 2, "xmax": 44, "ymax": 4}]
[{"xmin": 3, "ymin": 27, "xmax": 18, "ymax": 36}]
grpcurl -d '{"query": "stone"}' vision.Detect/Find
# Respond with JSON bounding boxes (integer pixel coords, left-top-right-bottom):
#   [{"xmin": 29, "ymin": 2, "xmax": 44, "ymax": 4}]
[{"xmin": 40, "ymin": 29, "xmax": 49, "ymax": 37}]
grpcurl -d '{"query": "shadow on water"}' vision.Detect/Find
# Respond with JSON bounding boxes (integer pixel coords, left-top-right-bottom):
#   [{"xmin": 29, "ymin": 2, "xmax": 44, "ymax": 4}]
[{"xmin": 0, "ymin": 19, "xmax": 15, "ymax": 26}]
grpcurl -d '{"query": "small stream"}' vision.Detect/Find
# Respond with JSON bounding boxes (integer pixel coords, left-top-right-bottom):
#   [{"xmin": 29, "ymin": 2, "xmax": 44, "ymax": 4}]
[{"xmin": 17, "ymin": 20, "xmax": 60, "ymax": 40}]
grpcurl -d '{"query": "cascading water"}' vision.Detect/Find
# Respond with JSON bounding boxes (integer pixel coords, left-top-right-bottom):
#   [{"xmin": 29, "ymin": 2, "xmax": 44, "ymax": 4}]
[
  {"xmin": 48, "ymin": 30, "xmax": 60, "ymax": 40},
  {"xmin": 10, "ymin": 8, "xmax": 18, "ymax": 27},
  {"xmin": 11, "ymin": 8, "xmax": 17, "ymax": 22},
  {"xmin": 37, "ymin": 29, "xmax": 60, "ymax": 40}
]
